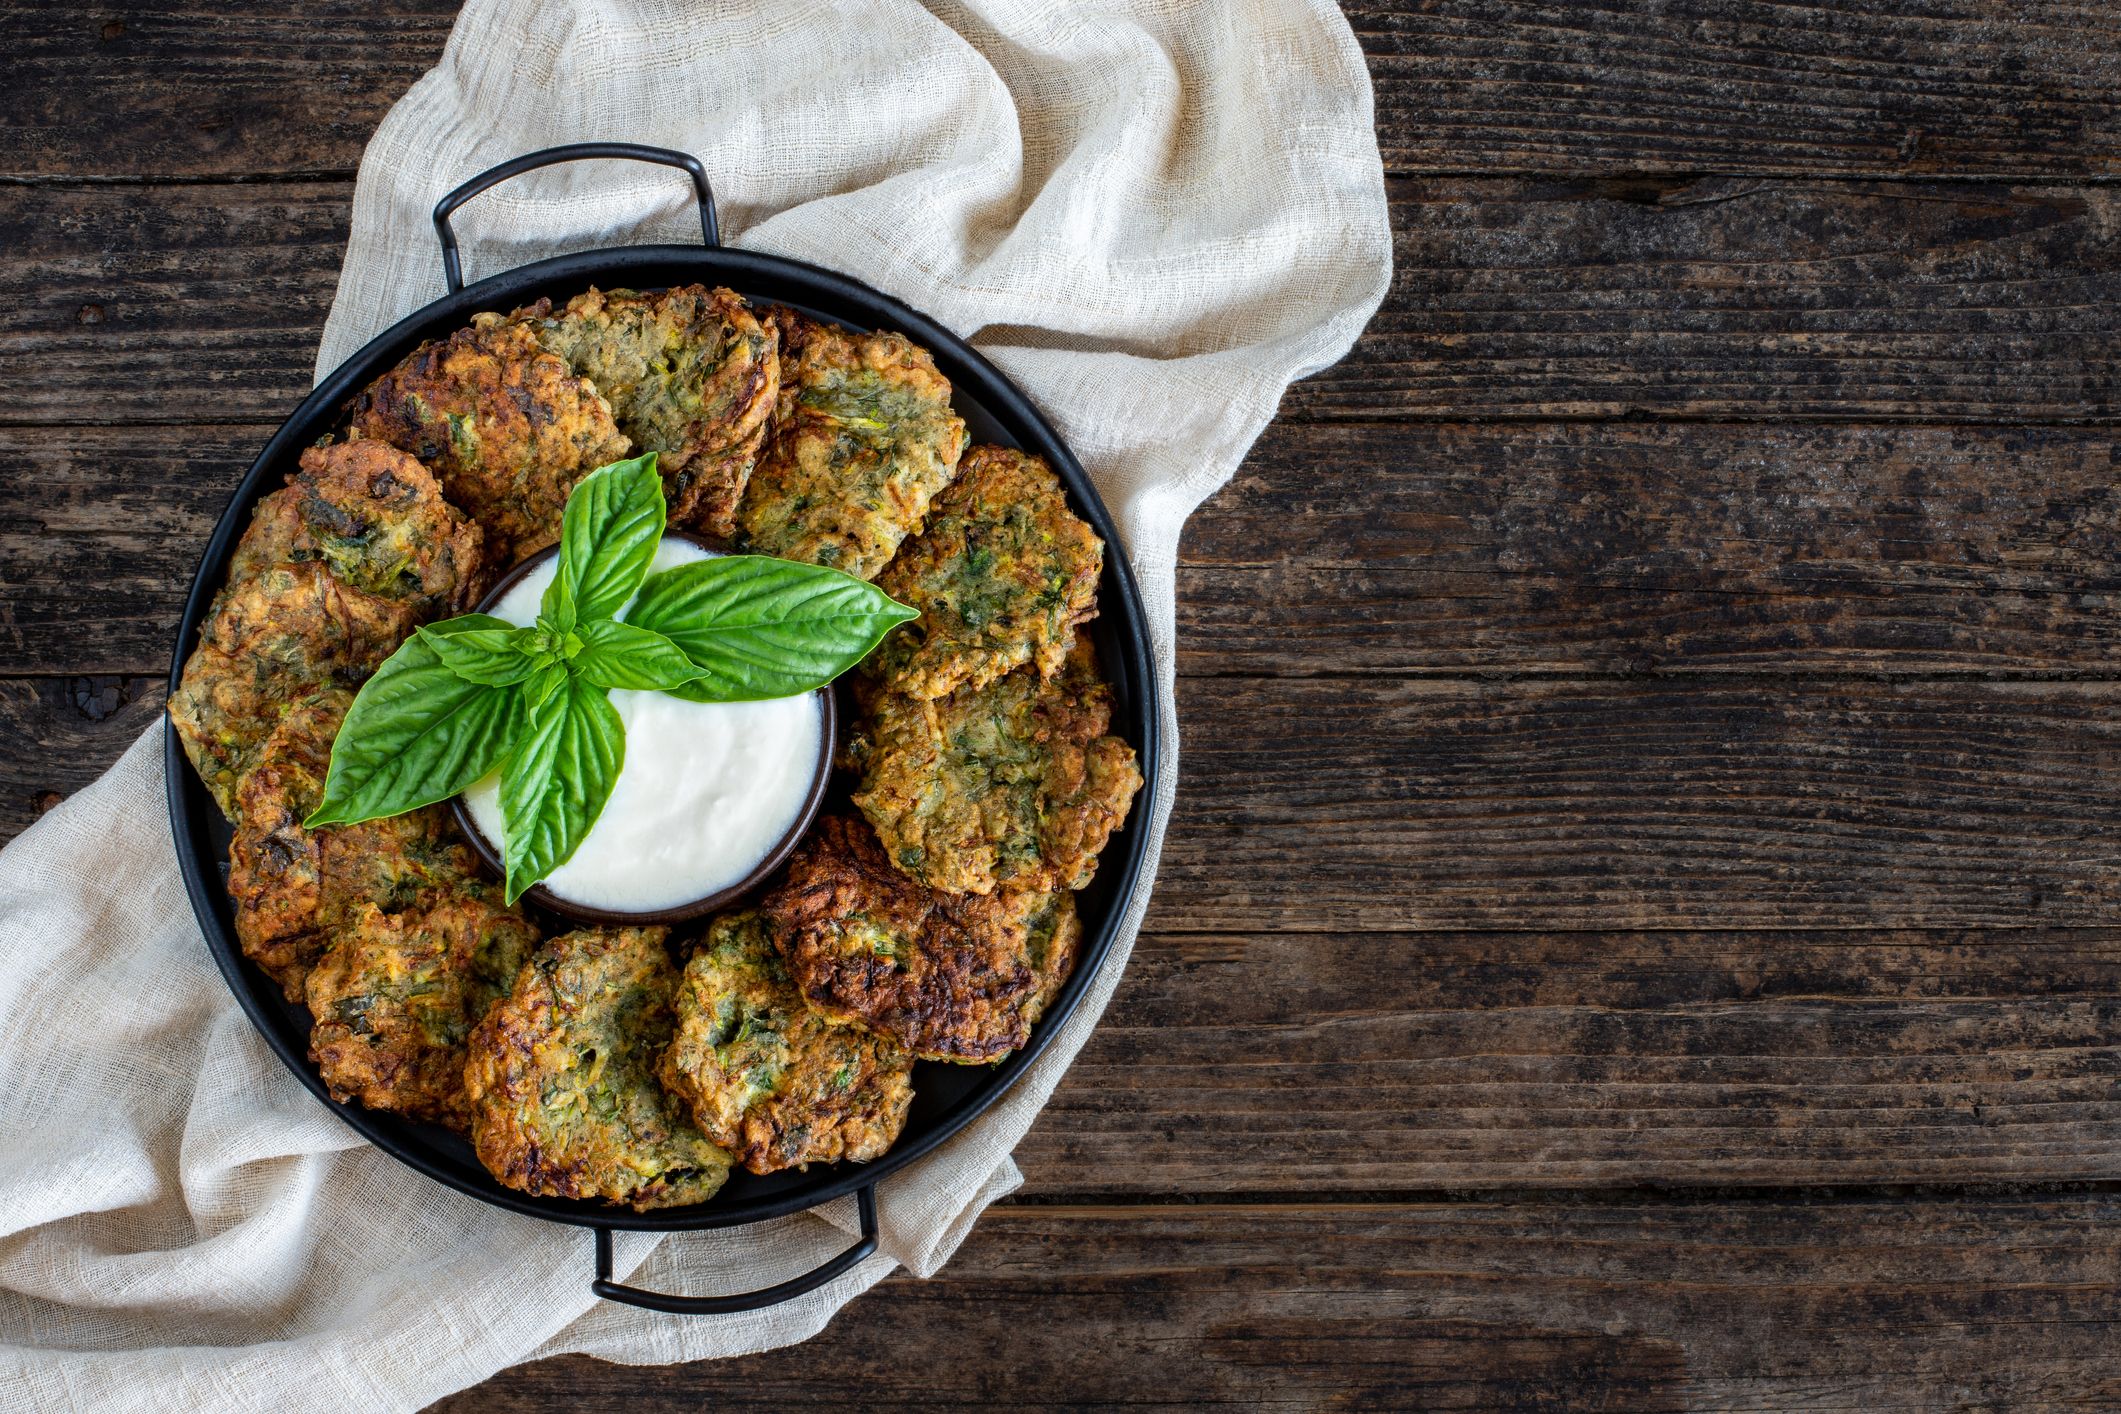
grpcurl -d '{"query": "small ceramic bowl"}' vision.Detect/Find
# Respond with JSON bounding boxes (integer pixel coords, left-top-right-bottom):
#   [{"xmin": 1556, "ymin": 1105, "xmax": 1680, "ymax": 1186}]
[{"xmin": 448, "ymin": 530, "xmax": 837, "ymax": 927}]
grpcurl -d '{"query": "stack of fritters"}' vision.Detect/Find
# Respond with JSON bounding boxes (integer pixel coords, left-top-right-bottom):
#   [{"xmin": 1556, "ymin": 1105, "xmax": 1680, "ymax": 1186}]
[{"xmin": 170, "ymin": 287, "xmax": 1141, "ymax": 1209}]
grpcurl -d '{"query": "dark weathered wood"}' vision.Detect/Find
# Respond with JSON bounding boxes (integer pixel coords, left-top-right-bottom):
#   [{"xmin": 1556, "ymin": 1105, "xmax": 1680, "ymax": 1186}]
[
  {"xmin": 0, "ymin": 677, "xmax": 164, "ymax": 836},
  {"xmin": 12, "ymin": 179, "xmax": 2121, "ymax": 428},
  {"xmin": 429, "ymin": 1198, "xmax": 2121, "ymax": 1411},
  {"xmin": 0, "ymin": 183, "xmax": 349, "ymax": 427},
  {"xmin": 1354, "ymin": 1, "xmax": 2121, "ymax": 179},
  {"xmin": 15, "ymin": 3, "xmax": 2121, "ymax": 183},
  {"xmin": 1289, "ymin": 177, "xmax": 2121, "ymax": 423},
  {"xmin": 15, "ymin": 674, "xmax": 2121, "ymax": 935},
  {"xmin": 1021, "ymin": 927, "xmax": 2121, "ymax": 1192},
  {"xmin": 3, "ymin": 3, "xmax": 453, "ymax": 179},
  {"xmin": 18, "ymin": 421, "xmax": 2121, "ymax": 679},
  {"xmin": 1154, "ymin": 677, "xmax": 2121, "ymax": 933},
  {"xmin": 1187, "ymin": 421, "xmax": 2121, "ymax": 677}
]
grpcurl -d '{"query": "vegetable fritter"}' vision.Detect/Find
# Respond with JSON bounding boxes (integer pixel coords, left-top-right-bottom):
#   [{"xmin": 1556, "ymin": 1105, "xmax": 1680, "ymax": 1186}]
[
  {"xmin": 305, "ymin": 886, "xmax": 541, "ymax": 1129},
  {"xmin": 736, "ymin": 306, "xmax": 967, "ymax": 580},
  {"xmin": 465, "ymin": 926, "xmax": 731, "ymax": 1210},
  {"xmin": 1020, "ymin": 887, "xmax": 1082, "ymax": 1028},
  {"xmin": 228, "ymin": 691, "xmax": 480, "ymax": 1002},
  {"xmin": 851, "ymin": 641, "xmax": 1142, "ymax": 896},
  {"xmin": 505, "ymin": 286, "xmax": 778, "ymax": 538},
  {"xmin": 660, "ymin": 910, "xmax": 914, "ymax": 1173},
  {"xmin": 761, "ymin": 815, "xmax": 1062, "ymax": 1063},
  {"xmin": 346, "ymin": 317, "xmax": 633, "ymax": 560},
  {"xmin": 869, "ymin": 445, "xmax": 1101, "ymax": 700},
  {"xmin": 229, "ymin": 440, "xmax": 484, "ymax": 617},
  {"xmin": 170, "ymin": 564, "xmax": 421, "ymax": 819}
]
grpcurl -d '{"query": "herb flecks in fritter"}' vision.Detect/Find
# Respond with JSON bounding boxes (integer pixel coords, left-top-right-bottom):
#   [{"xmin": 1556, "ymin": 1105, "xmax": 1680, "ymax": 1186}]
[
  {"xmin": 465, "ymin": 926, "xmax": 731, "ymax": 1211},
  {"xmin": 171, "ymin": 441, "xmax": 485, "ymax": 818},
  {"xmin": 305, "ymin": 886, "xmax": 541, "ymax": 1129},
  {"xmin": 762, "ymin": 815, "xmax": 1069, "ymax": 1063},
  {"xmin": 660, "ymin": 910, "xmax": 914, "ymax": 1174},
  {"xmin": 869, "ymin": 445, "xmax": 1101, "ymax": 701},
  {"xmin": 852, "ymin": 641, "xmax": 1142, "ymax": 896},
  {"xmin": 1020, "ymin": 887, "xmax": 1082, "ymax": 1029},
  {"xmin": 509, "ymin": 286, "xmax": 778, "ymax": 538},
  {"xmin": 228, "ymin": 691, "xmax": 480, "ymax": 1002},
  {"xmin": 736, "ymin": 307, "xmax": 967, "ymax": 580},
  {"xmin": 346, "ymin": 318, "xmax": 632, "ymax": 560},
  {"xmin": 171, "ymin": 565, "xmax": 421, "ymax": 820},
  {"xmin": 231, "ymin": 440, "xmax": 485, "ymax": 616}
]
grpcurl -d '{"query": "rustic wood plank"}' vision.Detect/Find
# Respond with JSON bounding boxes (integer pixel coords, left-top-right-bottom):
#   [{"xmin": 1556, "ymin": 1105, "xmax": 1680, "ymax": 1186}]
[
  {"xmin": 0, "ymin": 183, "xmax": 349, "ymax": 427},
  {"xmin": 0, "ymin": 677, "xmax": 165, "ymax": 834},
  {"xmin": 1354, "ymin": 1, "xmax": 2121, "ymax": 180},
  {"xmin": 17, "ymin": 421, "xmax": 2121, "ymax": 679},
  {"xmin": 1155, "ymin": 676, "xmax": 2121, "ymax": 933},
  {"xmin": 1020, "ymin": 927, "xmax": 2121, "ymax": 1192},
  {"xmin": 1187, "ymin": 420, "xmax": 2121, "ymax": 677},
  {"xmin": 16, "ymin": 675, "xmax": 2121, "ymax": 933},
  {"xmin": 430, "ymin": 1198, "xmax": 2121, "ymax": 1411},
  {"xmin": 10, "ymin": 178, "xmax": 2121, "ymax": 427},
  {"xmin": 3, "ymin": 3, "xmax": 453, "ymax": 179},
  {"xmin": 14, "ymin": 4, "xmax": 2121, "ymax": 182},
  {"xmin": 1289, "ymin": 177, "xmax": 2121, "ymax": 423}
]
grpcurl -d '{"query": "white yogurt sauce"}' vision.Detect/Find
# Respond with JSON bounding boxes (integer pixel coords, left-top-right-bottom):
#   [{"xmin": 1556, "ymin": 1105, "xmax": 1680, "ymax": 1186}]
[{"xmin": 462, "ymin": 537, "xmax": 825, "ymax": 914}]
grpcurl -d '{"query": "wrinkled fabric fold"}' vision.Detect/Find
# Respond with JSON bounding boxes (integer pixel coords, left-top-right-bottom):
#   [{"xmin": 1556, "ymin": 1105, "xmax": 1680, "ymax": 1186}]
[{"xmin": 0, "ymin": 0, "xmax": 1388, "ymax": 1407}]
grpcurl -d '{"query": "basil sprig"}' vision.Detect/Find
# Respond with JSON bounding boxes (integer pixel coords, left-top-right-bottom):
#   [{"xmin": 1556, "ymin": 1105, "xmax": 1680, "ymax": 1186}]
[{"xmin": 304, "ymin": 452, "xmax": 916, "ymax": 903}]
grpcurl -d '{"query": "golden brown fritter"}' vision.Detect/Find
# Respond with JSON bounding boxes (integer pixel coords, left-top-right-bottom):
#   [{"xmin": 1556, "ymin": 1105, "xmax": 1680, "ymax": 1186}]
[
  {"xmin": 227, "ymin": 691, "xmax": 480, "ymax": 1002},
  {"xmin": 761, "ymin": 815, "xmax": 1066, "ymax": 1063},
  {"xmin": 1020, "ymin": 887, "xmax": 1082, "ymax": 1029},
  {"xmin": 736, "ymin": 307, "xmax": 967, "ymax": 579},
  {"xmin": 229, "ymin": 440, "xmax": 484, "ymax": 617},
  {"xmin": 170, "ymin": 563, "xmax": 422, "ymax": 819},
  {"xmin": 506, "ymin": 286, "xmax": 778, "ymax": 538},
  {"xmin": 851, "ymin": 641, "xmax": 1142, "ymax": 896},
  {"xmin": 304, "ymin": 885, "xmax": 541, "ymax": 1130},
  {"xmin": 868, "ymin": 445, "xmax": 1101, "ymax": 701},
  {"xmin": 660, "ymin": 910, "xmax": 914, "ymax": 1174},
  {"xmin": 465, "ymin": 926, "xmax": 731, "ymax": 1211},
  {"xmin": 345, "ymin": 318, "xmax": 633, "ymax": 560}
]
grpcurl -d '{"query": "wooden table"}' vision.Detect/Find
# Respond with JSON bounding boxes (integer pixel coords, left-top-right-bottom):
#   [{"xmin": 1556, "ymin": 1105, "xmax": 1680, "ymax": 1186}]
[{"xmin": 8, "ymin": 4, "xmax": 2121, "ymax": 1406}]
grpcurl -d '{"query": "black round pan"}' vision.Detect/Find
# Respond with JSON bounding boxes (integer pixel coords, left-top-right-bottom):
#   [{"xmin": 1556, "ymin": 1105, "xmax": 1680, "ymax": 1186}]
[{"xmin": 164, "ymin": 144, "xmax": 1163, "ymax": 1314}]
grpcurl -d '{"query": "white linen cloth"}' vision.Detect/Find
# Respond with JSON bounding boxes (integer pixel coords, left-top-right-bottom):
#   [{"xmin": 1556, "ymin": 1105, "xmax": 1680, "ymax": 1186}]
[{"xmin": 0, "ymin": 0, "xmax": 1388, "ymax": 1407}]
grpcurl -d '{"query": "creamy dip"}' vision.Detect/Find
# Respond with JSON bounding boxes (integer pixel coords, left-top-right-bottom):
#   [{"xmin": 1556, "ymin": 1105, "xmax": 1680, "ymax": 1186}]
[{"xmin": 462, "ymin": 537, "xmax": 825, "ymax": 915}]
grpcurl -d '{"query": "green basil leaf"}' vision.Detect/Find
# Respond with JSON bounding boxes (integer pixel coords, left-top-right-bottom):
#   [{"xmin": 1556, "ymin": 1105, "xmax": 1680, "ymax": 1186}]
[
  {"xmin": 498, "ymin": 673, "xmax": 624, "ymax": 903},
  {"xmin": 418, "ymin": 617, "xmax": 537, "ymax": 686},
  {"xmin": 573, "ymin": 618, "xmax": 711, "ymax": 692},
  {"xmin": 628, "ymin": 555, "xmax": 918, "ymax": 702},
  {"xmin": 304, "ymin": 628, "xmax": 528, "ymax": 828},
  {"xmin": 524, "ymin": 661, "xmax": 569, "ymax": 712},
  {"xmin": 544, "ymin": 453, "xmax": 665, "ymax": 628}
]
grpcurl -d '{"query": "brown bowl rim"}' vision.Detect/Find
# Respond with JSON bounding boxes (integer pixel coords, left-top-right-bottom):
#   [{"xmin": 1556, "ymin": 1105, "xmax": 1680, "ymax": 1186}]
[{"xmin": 447, "ymin": 528, "xmax": 838, "ymax": 927}]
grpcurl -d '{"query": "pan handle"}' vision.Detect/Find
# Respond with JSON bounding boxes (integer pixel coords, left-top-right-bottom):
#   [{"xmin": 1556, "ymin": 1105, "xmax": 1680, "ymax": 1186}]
[
  {"xmin": 432, "ymin": 142, "xmax": 720, "ymax": 294},
  {"xmin": 590, "ymin": 1183, "xmax": 880, "ymax": 1315}
]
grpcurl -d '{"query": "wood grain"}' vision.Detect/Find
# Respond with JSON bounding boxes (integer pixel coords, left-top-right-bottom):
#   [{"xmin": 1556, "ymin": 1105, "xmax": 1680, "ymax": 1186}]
[
  {"xmin": 1353, "ymin": 1, "xmax": 2121, "ymax": 180},
  {"xmin": 14, "ymin": 4, "xmax": 2121, "ymax": 182},
  {"xmin": 428, "ymin": 1198, "xmax": 2121, "ymax": 1411},
  {"xmin": 1021, "ymin": 928, "xmax": 2121, "ymax": 1191},
  {"xmin": 11, "ymin": 179, "xmax": 2121, "ymax": 428},
  {"xmin": 4, "ymin": 3, "xmax": 452, "ymax": 179},
  {"xmin": 0, "ymin": 677, "xmax": 165, "ymax": 834},
  {"xmin": 19, "ymin": 421, "xmax": 2121, "ymax": 680},
  {"xmin": 1189, "ymin": 421, "xmax": 2121, "ymax": 677},
  {"xmin": 1156, "ymin": 677, "xmax": 2121, "ymax": 933},
  {"xmin": 1290, "ymin": 177, "xmax": 2121, "ymax": 423}
]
